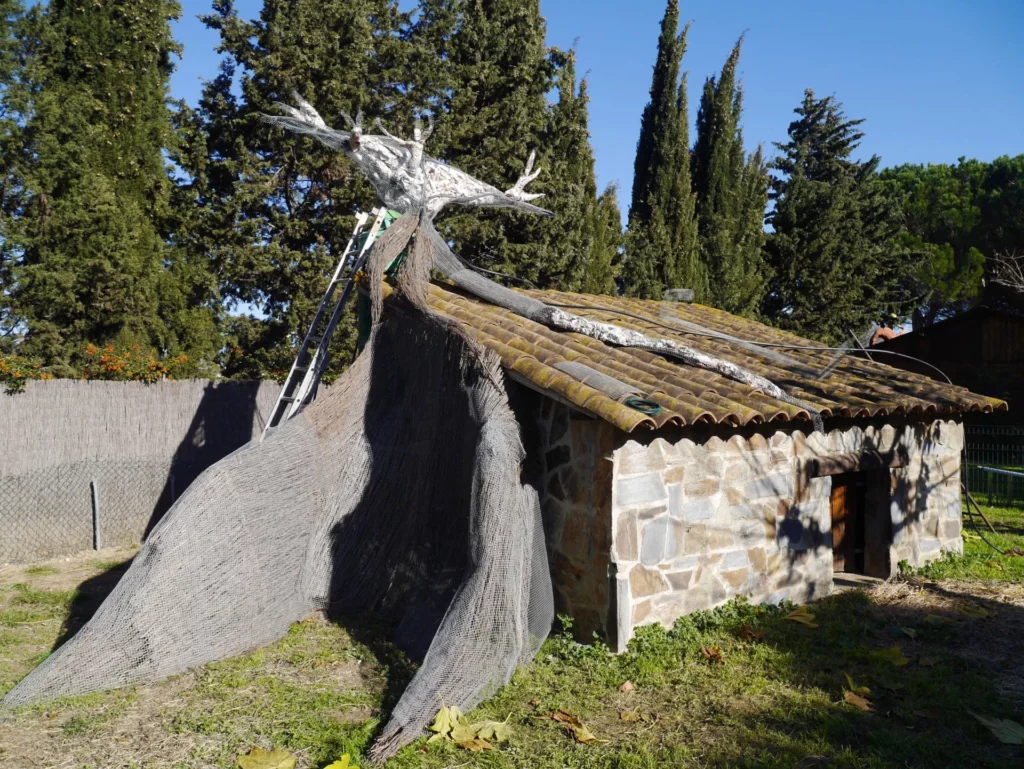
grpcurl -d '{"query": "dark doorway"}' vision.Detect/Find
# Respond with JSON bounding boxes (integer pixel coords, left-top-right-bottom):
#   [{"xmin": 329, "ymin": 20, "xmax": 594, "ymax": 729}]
[{"xmin": 830, "ymin": 470, "xmax": 892, "ymax": 577}]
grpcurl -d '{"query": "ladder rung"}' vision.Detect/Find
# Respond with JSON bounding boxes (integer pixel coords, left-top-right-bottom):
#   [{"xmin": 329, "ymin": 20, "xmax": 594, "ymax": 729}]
[{"xmin": 279, "ymin": 396, "xmax": 297, "ymax": 404}]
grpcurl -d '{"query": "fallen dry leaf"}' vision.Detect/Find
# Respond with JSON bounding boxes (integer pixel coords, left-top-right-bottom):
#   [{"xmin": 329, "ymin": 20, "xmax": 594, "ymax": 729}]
[
  {"xmin": 236, "ymin": 747, "xmax": 296, "ymax": 769},
  {"xmin": 323, "ymin": 756, "xmax": 358, "ymax": 769},
  {"xmin": 871, "ymin": 647, "xmax": 909, "ymax": 667},
  {"xmin": 701, "ymin": 645, "xmax": 725, "ymax": 664},
  {"xmin": 969, "ymin": 711, "xmax": 1024, "ymax": 745},
  {"xmin": 959, "ymin": 604, "xmax": 990, "ymax": 619},
  {"xmin": 900, "ymin": 627, "xmax": 918, "ymax": 639},
  {"xmin": 923, "ymin": 614, "xmax": 954, "ymax": 625},
  {"xmin": 785, "ymin": 605, "xmax": 819, "ymax": 629},
  {"xmin": 549, "ymin": 709, "xmax": 605, "ymax": 744},
  {"xmin": 620, "ymin": 709, "xmax": 640, "ymax": 723},
  {"xmin": 456, "ymin": 738, "xmax": 495, "ymax": 752},
  {"xmin": 843, "ymin": 690, "xmax": 873, "ymax": 712},
  {"xmin": 619, "ymin": 680, "xmax": 634, "ymax": 694},
  {"xmin": 738, "ymin": 623, "xmax": 764, "ymax": 642},
  {"xmin": 843, "ymin": 673, "xmax": 870, "ymax": 697},
  {"xmin": 918, "ymin": 655, "xmax": 941, "ymax": 668}
]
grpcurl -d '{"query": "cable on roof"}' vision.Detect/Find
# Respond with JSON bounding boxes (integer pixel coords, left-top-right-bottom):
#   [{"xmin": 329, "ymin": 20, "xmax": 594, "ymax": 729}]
[{"xmin": 546, "ymin": 301, "xmax": 1002, "ymax": 557}]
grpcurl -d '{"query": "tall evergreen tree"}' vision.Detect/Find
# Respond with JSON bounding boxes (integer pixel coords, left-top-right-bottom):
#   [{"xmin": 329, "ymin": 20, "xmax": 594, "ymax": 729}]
[
  {"xmin": 622, "ymin": 0, "xmax": 700, "ymax": 299},
  {"xmin": 692, "ymin": 36, "xmax": 767, "ymax": 316},
  {"xmin": 623, "ymin": 0, "xmax": 685, "ymax": 298},
  {"xmin": 0, "ymin": 0, "xmax": 28, "ymax": 351},
  {"xmin": 3, "ymin": 0, "xmax": 219, "ymax": 376},
  {"xmin": 763, "ymin": 90, "xmax": 913, "ymax": 343},
  {"xmin": 582, "ymin": 184, "xmax": 623, "ymax": 295},
  {"xmin": 183, "ymin": 0, "xmax": 408, "ymax": 379}
]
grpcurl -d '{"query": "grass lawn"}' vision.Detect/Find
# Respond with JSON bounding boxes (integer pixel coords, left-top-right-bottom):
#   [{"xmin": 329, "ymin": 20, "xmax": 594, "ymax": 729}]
[{"xmin": 2, "ymin": 505, "xmax": 1024, "ymax": 769}]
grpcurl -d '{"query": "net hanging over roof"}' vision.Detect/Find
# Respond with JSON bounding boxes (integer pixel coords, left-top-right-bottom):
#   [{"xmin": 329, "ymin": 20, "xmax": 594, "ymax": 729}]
[{"xmin": 2, "ymin": 95, "xmax": 820, "ymax": 760}]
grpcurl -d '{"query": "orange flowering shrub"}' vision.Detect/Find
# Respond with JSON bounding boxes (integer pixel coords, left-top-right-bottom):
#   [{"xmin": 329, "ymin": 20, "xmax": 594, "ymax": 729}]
[
  {"xmin": 81, "ymin": 344, "xmax": 190, "ymax": 383},
  {"xmin": 0, "ymin": 353, "xmax": 51, "ymax": 394}
]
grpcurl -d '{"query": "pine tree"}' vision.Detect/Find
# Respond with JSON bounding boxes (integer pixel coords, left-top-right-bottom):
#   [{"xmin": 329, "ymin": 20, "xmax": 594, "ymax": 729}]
[
  {"xmin": 184, "ymin": 0, "xmax": 409, "ymax": 379},
  {"xmin": 692, "ymin": 36, "xmax": 767, "ymax": 316},
  {"xmin": 763, "ymin": 90, "xmax": 913, "ymax": 343},
  {"xmin": 622, "ymin": 0, "xmax": 700, "ymax": 299},
  {"xmin": 3, "ymin": 0, "xmax": 220, "ymax": 377}
]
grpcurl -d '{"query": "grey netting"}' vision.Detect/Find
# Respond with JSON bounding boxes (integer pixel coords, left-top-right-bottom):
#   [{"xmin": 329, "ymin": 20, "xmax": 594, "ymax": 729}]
[
  {"xmin": 4, "ymin": 93, "xmax": 820, "ymax": 762},
  {"xmin": 2, "ymin": 309, "xmax": 552, "ymax": 762}
]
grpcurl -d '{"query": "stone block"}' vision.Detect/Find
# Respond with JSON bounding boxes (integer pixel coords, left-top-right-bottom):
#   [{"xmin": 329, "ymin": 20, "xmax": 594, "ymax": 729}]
[
  {"xmin": 685, "ymin": 477, "xmax": 721, "ymax": 497},
  {"xmin": 666, "ymin": 570, "xmax": 695, "ymax": 591},
  {"xmin": 940, "ymin": 519, "xmax": 961, "ymax": 541},
  {"xmin": 720, "ymin": 567, "xmax": 749, "ymax": 590},
  {"xmin": 721, "ymin": 550, "xmax": 750, "ymax": 569},
  {"xmin": 632, "ymin": 599, "xmax": 652, "ymax": 625},
  {"xmin": 616, "ymin": 473, "xmax": 667, "ymax": 508},
  {"xmin": 708, "ymin": 526, "xmax": 736, "ymax": 550},
  {"xmin": 615, "ymin": 511, "xmax": 638, "ymax": 562},
  {"xmin": 748, "ymin": 433, "xmax": 769, "ymax": 451},
  {"xmin": 549, "ymin": 404, "xmax": 568, "ymax": 442},
  {"xmin": 617, "ymin": 440, "xmax": 655, "ymax": 475},
  {"xmin": 724, "ymin": 460, "xmax": 752, "ymax": 485},
  {"xmin": 629, "ymin": 564, "xmax": 669, "ymax": 599},
  {"xmin": 747, "ymin": 546, "xmax": 767, "ymax": 572},
  {"xmin": 744, "ymin": 473, "xmax": 794, "ymax": 500},
  {"xmin": 735, "ymin": 519, "xmax": 766, "ymax": 547},
  {"xmin": 729, "ymin": 503, "xmax": 758, "ymax": 519},
  {"xmin": 667, "ymin": 483, "xmax": 682, "ymax": 519},
  {"xmin": 545, "ymin": 445, "xmax": 571, "ymax": 473},
  {"xmin": 640, "ymin": 516, "xmax": 681, "ymax": 566},
  {"xmin": 665, "ymin": 466, "xmax": 685, "ymax": 484},
  {"xmin": 919, "ymin": 537, "xmax": 942, "ymax": 555},
  {"xmin": 682, "ymin": 497, "xmax": 714, "ymax": 521}
]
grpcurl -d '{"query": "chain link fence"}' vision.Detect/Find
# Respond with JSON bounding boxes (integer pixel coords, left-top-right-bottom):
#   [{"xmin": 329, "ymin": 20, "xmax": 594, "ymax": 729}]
[{"xmin": 0, "ymin": 380, "xmax": 285, "ymax": 564}]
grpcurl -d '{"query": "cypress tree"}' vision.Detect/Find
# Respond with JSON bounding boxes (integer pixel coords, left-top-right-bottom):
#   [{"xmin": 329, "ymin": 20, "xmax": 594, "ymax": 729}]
[
  {"xmin": 763, "ymin": 90, "xmax": 912, "ymax": 343},
  {"xmin": 622, "ymin": 0, "xmax": 699, "ymax": 299},
  {"xmin": 692, "ymin": 36, "xmax": 767, "ymax": 316},
  {"xmin": 184, "ymin": 0, "xmax": 408, "ymax": 379},
  {"xmin": 622, "ymin": 0, "xmax": 679, "ymax": 299},
  {"xmin": 4, "ymin": 0, "xmax": 219, "ymax": 376},
  {"xmin": 582, "ymin": 184, "xmax": 623, "ymax": 295}
]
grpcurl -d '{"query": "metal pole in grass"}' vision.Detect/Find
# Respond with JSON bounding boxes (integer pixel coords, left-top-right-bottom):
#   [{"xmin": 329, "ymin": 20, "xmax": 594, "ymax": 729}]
[{"xmin": 90, "ymin": 479, "xmax": 101, "ymax": 550}]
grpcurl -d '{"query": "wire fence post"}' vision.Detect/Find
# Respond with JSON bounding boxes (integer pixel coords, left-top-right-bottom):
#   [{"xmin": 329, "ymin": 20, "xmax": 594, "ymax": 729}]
[{"xmin": 90, "ymin": 478, "xmax": 101, "ymax": 550}]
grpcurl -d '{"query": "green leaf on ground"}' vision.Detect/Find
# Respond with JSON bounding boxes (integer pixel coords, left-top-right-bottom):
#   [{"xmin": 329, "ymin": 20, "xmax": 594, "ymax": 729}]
[{"xmin": 969, "ymin": 711, "xmax": 1024, "ymax": 744}]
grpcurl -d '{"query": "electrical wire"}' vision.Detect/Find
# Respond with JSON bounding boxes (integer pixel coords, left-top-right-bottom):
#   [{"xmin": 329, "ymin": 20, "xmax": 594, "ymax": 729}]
[
  {"xmin": 543, "ymin": 301, "xmax": 1003, "ymax": 556},
  {"xmin": 453, "ymin": 261, "xmax": 1003, "ymax": 556}
]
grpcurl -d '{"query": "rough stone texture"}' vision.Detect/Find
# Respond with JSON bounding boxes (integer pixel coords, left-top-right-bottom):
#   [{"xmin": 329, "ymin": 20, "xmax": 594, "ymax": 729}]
[
  {"xmin": 533, "ymin": 401, "xmax": 616, "ymax": 643},
  {"xmin": 609, "ymin": 420, "xmax": 965, "ymax": 650}
]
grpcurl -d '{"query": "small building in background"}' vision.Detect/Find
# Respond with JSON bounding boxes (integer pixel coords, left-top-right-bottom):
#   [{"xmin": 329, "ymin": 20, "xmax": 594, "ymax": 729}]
[{"xmin": 871, "ymin": 307, "xmax": 1024, "ymax": 419}]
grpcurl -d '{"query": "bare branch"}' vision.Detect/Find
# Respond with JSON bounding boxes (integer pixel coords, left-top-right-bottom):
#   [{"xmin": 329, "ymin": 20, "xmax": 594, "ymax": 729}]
[{"xmin": 992, "ymin": 249, "xmax": 1024, "ymax": 294}]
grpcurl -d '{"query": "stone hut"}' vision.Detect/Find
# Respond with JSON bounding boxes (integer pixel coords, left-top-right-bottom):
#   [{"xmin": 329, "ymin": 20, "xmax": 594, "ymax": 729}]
[{"xmin": 394, "ymin": 282, "xmax": 1006, "ymax": 651}]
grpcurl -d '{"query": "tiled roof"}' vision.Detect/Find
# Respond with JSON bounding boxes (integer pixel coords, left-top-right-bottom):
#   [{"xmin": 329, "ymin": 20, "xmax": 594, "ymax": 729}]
[{"xmin": 384, "ymin": 281, "xmax": 1007, "ymax": 433}]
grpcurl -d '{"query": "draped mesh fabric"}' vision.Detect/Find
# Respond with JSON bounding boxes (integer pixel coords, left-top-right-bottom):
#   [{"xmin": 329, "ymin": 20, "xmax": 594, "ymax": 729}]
[{"xmin": 1, "ymin": 306, "xmax": 553, "ymax": 760}]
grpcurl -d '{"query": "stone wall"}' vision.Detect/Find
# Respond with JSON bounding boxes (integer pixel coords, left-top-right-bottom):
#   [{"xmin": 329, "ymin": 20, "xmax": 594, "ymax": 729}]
[
  {"xmin": 533, "ymin": 399, "xmax": 617, "ymax": 642},
  {"xmin": 609, "ymin": 420, "xmax": 964, "ymax": 650}
]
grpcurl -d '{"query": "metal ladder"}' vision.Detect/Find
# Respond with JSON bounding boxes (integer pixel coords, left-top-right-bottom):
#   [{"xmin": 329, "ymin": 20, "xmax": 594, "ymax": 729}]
[{"xmin": 260, "ymin": 207, "xmax": 388, "ymax": 442}]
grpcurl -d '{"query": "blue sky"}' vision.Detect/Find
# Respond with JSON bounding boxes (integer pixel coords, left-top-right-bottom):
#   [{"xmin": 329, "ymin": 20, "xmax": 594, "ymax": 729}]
[{"xmin": 170, "ymin": 0, "xmax": 1024, "ymax": 196}]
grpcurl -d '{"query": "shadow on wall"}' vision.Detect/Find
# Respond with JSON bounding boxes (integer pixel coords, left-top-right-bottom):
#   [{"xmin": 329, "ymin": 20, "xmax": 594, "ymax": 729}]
[{"xmin": 144, "ymin": 382, "xmax": 263, "ymax": 537}]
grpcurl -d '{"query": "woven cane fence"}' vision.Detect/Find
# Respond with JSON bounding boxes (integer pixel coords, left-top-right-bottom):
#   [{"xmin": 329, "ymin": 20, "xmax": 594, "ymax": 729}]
[{"xmin": 0, "ymin": 379, "xmax": 284, "ymax": 563}]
